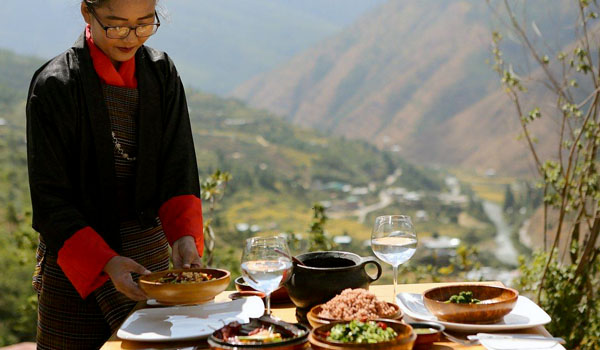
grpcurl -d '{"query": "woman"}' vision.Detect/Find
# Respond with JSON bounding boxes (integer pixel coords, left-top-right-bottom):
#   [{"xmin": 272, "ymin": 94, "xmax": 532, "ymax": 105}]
[{"xmin": 26, "ymin": 0, "xmax": 204, "ymax": 348}]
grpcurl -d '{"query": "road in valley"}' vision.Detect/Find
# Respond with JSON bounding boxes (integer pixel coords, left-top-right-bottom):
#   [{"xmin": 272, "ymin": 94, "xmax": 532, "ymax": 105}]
[{"xmin": 482, "ymin": 200, "xmax": 519, "ymax": 266}]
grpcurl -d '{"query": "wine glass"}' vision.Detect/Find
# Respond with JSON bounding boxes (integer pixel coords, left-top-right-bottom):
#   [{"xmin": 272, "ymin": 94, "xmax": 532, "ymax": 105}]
[
  {"xmin": 371, "ymin": 215, "xmax": 418, "ymax": 300},
  {"xmin": 241, "ymin": 236, "xmax": 293, "ymax": 315}
]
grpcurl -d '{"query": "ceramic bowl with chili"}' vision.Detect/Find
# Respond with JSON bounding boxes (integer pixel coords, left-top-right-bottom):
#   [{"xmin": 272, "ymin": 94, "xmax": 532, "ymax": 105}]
[{"xmin": 208, "ymin": 316, "xmax": 309, "ymax": 350}]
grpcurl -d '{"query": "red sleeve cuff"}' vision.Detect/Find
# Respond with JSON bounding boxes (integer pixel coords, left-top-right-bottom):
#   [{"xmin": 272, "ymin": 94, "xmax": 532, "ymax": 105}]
[
  {"xmin": 159, "ymin": 195, "xmax": 204, "ymax": 255},
  {"xmin": 57, "ymin": 226, "xmax": 118, "ymax": 299}
]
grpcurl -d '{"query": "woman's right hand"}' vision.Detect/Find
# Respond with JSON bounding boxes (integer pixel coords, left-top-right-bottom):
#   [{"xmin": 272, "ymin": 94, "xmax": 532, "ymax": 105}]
[{"xmin": 103, "ymin": 256, "xmax": 151, "ymax": 301}]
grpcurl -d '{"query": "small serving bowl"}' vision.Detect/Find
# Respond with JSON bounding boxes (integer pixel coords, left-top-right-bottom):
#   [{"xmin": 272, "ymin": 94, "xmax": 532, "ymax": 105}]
[
  {"xmin": 139, "ymin": 268, "xmax": 230, "ymax": 305},
  {"xmin": 408, "ymin": 322, "xmax": 444, "ymax": 350},
  {"xmin": 423, "ymin": 284, "xmax": 518, "ymax": 324},
  {"xmin": 307, "ymin": 302, "xmax": 403, "ymax": 329},
  {"xmin": 308, "ymin": 319, "xmax": 415, "ymax": 350},
  {"xmin": 208, "ymin": 316, "xmax": 309, "ymax": 350},
  {"xmin": 229, "ymin": 291, "xmax": 267, "ymax": 301},
  {"xmin": 235, "ymin": 276, "xmax": 291, "ymax": 304}
]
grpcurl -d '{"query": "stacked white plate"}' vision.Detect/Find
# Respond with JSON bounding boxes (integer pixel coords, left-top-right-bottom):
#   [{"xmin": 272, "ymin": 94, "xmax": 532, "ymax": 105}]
[{"xmin": 117, "ymin": 296, "xmax": 264, "ymax": 342}]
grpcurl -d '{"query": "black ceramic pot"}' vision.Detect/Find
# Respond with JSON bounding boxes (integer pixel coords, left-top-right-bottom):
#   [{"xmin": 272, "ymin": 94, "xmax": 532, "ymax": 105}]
[{"xmin": 284, "ymin": 251, "xmax": 382, "ymax": 313}]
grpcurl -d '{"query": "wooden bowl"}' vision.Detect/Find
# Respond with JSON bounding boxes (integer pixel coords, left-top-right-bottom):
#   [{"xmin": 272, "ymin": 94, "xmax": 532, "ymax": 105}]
[
  {"xmin": 408, "ymin": 322, "xmax": 444, "ymax": 350},
  {"xmin": 307, "ymin": 302, "xmax": 403, "ymax": 329},
  {"xmin": 229, "ymin": 291, "xmax": 266, "ymax": 301},
  {"xmin": 235, "ymin": 276, "xmax": 291, "ymax": 304},
  {"xmin": 422, "ymin": 284, "xmax": 518, "ymax": 324},
  {"xmin": 308, "ymin": 319, "xmax": 415, "ymax": 350},
  {"xmin": 139, "ymin": 268, "xmax": 230, "ymax": 305}
]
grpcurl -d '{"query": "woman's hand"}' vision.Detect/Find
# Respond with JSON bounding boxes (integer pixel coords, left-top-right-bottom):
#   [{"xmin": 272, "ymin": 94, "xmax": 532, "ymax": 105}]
[
  {"xmin": 172, "ymin": 236, "xmax": 202, "ymax": 269},
  {"xmin": 103, "ymin": 256, "xmax": 150, "ymax": 301}
]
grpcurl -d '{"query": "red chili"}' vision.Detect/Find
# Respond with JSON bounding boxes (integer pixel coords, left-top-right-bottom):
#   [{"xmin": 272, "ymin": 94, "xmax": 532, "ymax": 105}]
[
  {"xmin": 377, "ymin": 322, "xmax": 387, "ymax": 330},
  {"xmin": 248, "ymin": 327, "xmax": 265, "ymax": 335}
]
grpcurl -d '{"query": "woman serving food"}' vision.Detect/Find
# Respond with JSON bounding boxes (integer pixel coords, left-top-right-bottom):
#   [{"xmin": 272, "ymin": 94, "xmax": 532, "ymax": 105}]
[{"xmin": 26, "ymin": 0, "xmax": 203, "ymax": 348}]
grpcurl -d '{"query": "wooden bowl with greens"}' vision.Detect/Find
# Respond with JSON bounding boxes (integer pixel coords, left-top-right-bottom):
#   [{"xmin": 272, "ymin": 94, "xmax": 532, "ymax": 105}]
[
  {"xmin": 308, "ymin": 319, "xmax": 415, "ymax": 350},
  {"xmin": 422, "ymin": 284, "xmax": 518, "ymax": 324}
]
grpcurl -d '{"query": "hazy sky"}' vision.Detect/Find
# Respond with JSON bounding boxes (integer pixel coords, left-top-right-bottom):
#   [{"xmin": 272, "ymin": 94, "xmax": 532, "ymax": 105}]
[{"xmin": 0, "ymin": 0, "xmax": 384, "ymax": 92}]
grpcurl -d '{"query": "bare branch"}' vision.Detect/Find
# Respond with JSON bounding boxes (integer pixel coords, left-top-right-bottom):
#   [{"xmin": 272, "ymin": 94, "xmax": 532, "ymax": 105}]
[
  {"xmin": 575, "ymin": 214, "xmax": 600, "ymax": 276},
  {"xmin": 578, "ymin": 2, "xmax": 599, "ymax": 87},
  {"xmin": 504, "ymin": 0, "xmax": 573, "ymax": 104},
  {"xmin": 576, "ymin": 85, "xmax": 600, "ymax": 109}
]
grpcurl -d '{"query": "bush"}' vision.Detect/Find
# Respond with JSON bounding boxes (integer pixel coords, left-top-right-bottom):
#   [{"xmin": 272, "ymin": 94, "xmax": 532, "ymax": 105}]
[{"xmin": 515, "ymin": 251, "xmax": 600, "ymax": 350}]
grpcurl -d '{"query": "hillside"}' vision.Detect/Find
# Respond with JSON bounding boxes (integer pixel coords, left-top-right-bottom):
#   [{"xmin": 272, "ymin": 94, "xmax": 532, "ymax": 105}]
[
  {"xmin": 0, "ymin": 46, "xmax": 442, "ymax": 234},
  {"xmin": 0, "ymin": 50, "xmax": 43, "ymax": 110},
  {"xmin": 0, "ymin": 50, "xmax": 42, "ymax": 345},
  {"xmin": 232, "ymin": 0, "xmax": 577, "ymax": 175}
]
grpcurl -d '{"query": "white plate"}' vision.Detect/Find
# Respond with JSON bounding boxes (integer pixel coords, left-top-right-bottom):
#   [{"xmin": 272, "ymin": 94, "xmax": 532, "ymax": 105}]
[
  {"xmin": 117, "ymin": 296, "xmax": 264, "ymax": 342},
  {"xmin": 396, "ymin": 293, "xmax": 551, "ymax": 332}
]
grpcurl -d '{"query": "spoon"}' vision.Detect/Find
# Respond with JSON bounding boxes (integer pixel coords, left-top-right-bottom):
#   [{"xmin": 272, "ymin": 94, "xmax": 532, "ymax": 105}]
[
  {"xmin": 274, "ymin": 248, "xmax": 305, "ymax": 266},
  {"xmin": 443, "ymin": 331, "xmax": 479, "ymax": 346}
]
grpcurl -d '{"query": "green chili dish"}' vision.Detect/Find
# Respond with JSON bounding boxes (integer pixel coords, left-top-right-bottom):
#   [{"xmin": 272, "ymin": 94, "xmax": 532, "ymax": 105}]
[
  {"xmin": 445, "ymin": 291, "xmax": 481, "ymax": 304},
  {"xmin": 326, "ymin": 320, "xmax": 398, "ymax": 344}
]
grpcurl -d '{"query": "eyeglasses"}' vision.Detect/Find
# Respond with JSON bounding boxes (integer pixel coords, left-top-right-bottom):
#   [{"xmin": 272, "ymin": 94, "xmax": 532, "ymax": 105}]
[{"xmin": 87, "ymin": 6, "xmax": 160, "ymax": 39}]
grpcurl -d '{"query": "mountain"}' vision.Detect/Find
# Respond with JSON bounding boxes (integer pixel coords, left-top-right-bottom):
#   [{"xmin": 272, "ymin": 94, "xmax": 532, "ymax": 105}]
[
  {"xmin": 232, "ymin": 0, "xmax": 578, "ymax": 175},
  {"xmin": 0, "ymin": 0, "xmax": 382, "ymax": 93}
]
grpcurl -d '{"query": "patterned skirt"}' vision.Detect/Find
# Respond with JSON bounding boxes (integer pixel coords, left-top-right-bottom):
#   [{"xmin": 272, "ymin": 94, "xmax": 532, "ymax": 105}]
[{"xmin": 35, "ymin": 219, "xmax": 170, "ymax": 350}]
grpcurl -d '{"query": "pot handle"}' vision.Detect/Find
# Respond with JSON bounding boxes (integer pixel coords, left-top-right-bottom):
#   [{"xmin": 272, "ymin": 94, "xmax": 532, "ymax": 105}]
[{"xmin": 360, "ymin": 256, "xmax": 382, "ymax": 282}]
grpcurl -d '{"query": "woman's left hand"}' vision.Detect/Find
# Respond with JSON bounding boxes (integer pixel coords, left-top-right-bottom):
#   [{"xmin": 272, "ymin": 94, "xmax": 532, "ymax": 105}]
[{"xmin": 172, "ymin": 236, "xmax": 202, "ymax": 269}]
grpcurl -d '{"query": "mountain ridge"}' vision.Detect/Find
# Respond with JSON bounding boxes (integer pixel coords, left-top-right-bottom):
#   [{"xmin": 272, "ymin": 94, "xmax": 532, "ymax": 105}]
[{"xmin": 232, "ymin": 0, "xmax": 576, "ymax": 175}]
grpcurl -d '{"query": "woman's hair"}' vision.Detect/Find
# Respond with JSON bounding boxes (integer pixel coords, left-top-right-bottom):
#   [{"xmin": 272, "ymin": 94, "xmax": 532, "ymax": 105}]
[
  {"xmin": 82, "ymin": 0, "xmax": 109, "ymax": 10},
  {"xmin": 82, "ymin": 0, "xmax": 164, "ymax": 17}
]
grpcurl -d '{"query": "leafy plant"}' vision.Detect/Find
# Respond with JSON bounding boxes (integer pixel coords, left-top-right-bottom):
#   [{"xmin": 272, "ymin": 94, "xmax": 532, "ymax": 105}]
[
  {"xmin": 307, "ymin": 203, "xmax": 333, "ymax": 251},
  {"xmin": 491, "ymin": 1, "xmax": 600, "ymax": 348},
  {"xmin": 515, "ymin": 251, "xmax": 600, "ymax": 349},
  {"xmin": 200, "ymin": 170, "xmax": 232, "ymax": 266}
]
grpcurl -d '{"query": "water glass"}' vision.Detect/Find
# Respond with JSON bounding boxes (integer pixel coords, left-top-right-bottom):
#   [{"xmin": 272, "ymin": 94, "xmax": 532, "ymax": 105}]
[
  {"xmin": 241, "ymin": 236, "xmax": 293, "ymax": 314},
  {"xmin": 371, "ymin": 215, "xmax": 418, "ymax": 300}
]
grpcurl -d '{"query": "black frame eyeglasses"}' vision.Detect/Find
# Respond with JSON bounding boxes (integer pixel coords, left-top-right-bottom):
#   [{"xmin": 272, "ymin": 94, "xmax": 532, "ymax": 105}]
[{"xmin": 87, "ymin": 6, "xmax": 160, "ymax": 39}]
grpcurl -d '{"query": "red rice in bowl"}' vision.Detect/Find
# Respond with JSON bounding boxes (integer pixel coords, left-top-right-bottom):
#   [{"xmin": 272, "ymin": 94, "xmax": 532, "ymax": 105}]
[{"xmin": 317, "ymin": 288, "xmax": 396, "ymax": 320}]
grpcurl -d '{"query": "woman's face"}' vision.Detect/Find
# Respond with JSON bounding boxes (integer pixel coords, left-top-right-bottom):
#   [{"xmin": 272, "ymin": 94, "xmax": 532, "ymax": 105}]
[{"xmin": 81, "ymin": 0, "xmax": 157, "ymax": 65}]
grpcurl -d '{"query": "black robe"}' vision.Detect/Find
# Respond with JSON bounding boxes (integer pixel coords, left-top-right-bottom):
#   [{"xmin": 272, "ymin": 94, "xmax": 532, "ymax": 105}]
[{"xmin": 26, "ymin": 34, "xmax": 200, "ymax": 255}]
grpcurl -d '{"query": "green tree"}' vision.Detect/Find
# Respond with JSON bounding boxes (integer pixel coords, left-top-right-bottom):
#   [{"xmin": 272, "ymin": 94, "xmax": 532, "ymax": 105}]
[
  {"xmin": 502, "ymin": 184, "xmax": 515, "ymax": 212},
  {"xmin": 200, "ymin": 170, "xmax": 232, "ymax": 266},
  {"xmin": 307, "ymin": 203, "xmax": 333, "ymax": 251}
]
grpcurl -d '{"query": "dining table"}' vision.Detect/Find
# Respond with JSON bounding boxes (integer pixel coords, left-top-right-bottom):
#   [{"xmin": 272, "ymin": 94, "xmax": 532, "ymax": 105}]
[{"xmin": 101, "ymin": 281, "xmax": 556, "ymax": 350}]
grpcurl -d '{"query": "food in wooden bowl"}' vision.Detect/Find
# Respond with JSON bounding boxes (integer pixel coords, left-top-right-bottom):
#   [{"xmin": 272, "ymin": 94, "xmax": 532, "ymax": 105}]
[
  {"xmin": 235, "ymin": 276, "xmax": 290, "ymax": 304},
  {"xmin": 408, "ymin": 322, "xmax": 444, "ymax": 350},
  {"xmin": 422, "ymin": 284, "xmax": 518, "ymax": 324},
  {"xmin": 138, "ymin": 268, "xmax": 230, "ymax": 305},
  {"xmin": 307, "ymin": 288, "xmax": 402, "ymax": 328},
  {"xmin": 207, "ymin": 316, "xmax": 309, "ymax": 350},
  {"xmin": 308, "ymin": 319, "xmax": 415, "ymax": 350}
]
